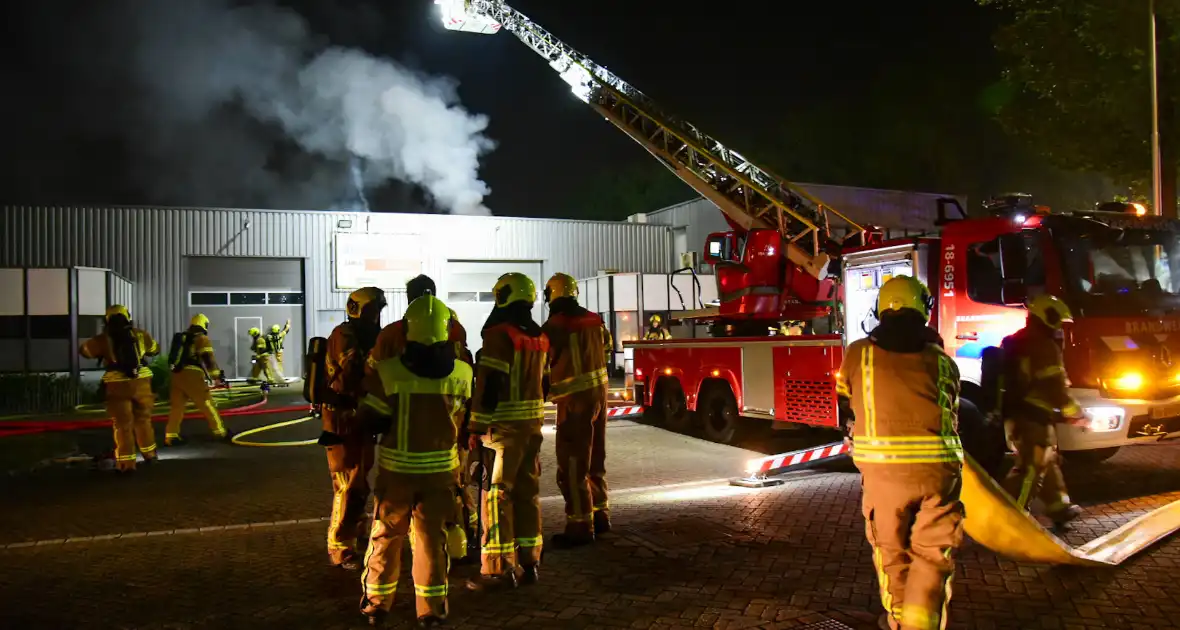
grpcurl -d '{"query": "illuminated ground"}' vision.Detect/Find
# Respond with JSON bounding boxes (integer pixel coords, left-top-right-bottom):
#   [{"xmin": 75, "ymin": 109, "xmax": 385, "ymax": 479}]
[{"xmin": 1, "ymin": 403, "xmax": 1178, "ymax": 630}]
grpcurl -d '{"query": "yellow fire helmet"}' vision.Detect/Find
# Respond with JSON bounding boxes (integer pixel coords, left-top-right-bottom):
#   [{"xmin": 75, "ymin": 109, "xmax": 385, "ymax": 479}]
[
  {"xmin": 191, "ymin": 314, "xmax": 210, "ymax": 330},
  {"xmin": 493, "ymin": 272, "xmax": 537, "ymax": 308},
  {"xmin": 1027, "ymin": 293, "xmax": 1073, "ymax": 329},
  {"xmin": 346, "ymin": 286, "xmax": 387, "ymax": 319},
  {"xmin": 649, "ymin": 313, "xmax": 663, "ymax": 327},
  {"xmin": 405, "ymin": 295, "xmax": 450, "ymax": 345},
  {"xmin": 248, "ymin": 327, "xmax": 261, "ymax": 337},
  {"xmin": 876, "ymin": 275, "xmax": 934, "ymax": 321},
  {"xmin": 270, "ymin": 324, "xmax": 281, "ymax": 333},
  {"xmin": 544, "ymin": 272, "xmax": 578, "ymax": 304},
  {"xmin": 105, "ymin": 304, "xmax": 131, "ymax": 322}
]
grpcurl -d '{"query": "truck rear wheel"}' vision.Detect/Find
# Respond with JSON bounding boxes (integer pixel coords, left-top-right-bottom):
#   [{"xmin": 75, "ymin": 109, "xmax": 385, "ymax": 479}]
[
  {"xmin": 699, "ymin": 386, "xmax": 744, "ymax": 445},
  {"xmin": 653, "ymin": 378, "xmax": 693, "ymax": 432}
]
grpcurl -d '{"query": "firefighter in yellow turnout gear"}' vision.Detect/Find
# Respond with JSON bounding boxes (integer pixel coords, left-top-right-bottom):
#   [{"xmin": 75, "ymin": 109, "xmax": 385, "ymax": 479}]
[
  {"xmin": 837, "ymin": 277, "xmax": 964, "ymax": 630},
  {"xmin": 466, "ymin": 272, "xmax": 549, "ymax": 591},
  {"xmin": 165, "ymin": 314, "xmax": 228, "ymax": 446},
  {"xmin": 322, "ymin": 287, "xmax": 386, "ymax": 570},
  {"xmin": 247, "ymin": 327, "xmax": 278, "ymax": 384},
  {"xmin": 542, "ymin": 273, "xmax": 613, "ymax": 547},
  {"xmin": 79, "ymin": 305, "xmax": 161, "ymax": 472},
  {"xmin": 267, "ymin": 320, "xmax": 291, "ymax": 378},
  {"xmin": 1000, "ymin": 294, "xmax": 1084, "ymax": 526},
  {"xmin": 358, "ymin": 295, "xmax": 472, "ymax": 628}
]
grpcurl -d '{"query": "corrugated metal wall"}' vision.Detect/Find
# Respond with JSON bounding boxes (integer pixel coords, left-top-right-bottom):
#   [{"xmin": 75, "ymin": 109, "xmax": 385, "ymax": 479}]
[{"xmin": 2, "ymin": 206, "xmax": 671, "ymax": 343}]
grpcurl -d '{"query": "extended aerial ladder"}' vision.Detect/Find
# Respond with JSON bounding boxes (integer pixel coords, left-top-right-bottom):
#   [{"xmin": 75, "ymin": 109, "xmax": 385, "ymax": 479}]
[{"xmin": 435, "ymin": 0, "xmax": 864, "ymax": 282}]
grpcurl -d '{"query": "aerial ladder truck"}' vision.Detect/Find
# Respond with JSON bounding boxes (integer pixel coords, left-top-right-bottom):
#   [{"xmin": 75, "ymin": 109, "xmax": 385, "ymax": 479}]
[{"xmin": 437, "ymin": 0, "xmax": 1180, "ymax": 465}]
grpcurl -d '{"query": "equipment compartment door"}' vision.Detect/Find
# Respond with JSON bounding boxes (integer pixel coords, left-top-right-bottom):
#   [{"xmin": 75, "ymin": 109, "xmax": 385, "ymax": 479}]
[{"xmin": 741, "ymin": 344, "xmax": 775, "ymax": 416}]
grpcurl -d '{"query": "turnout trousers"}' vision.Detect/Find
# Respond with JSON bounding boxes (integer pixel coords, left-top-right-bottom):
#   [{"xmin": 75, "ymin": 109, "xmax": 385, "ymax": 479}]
[
  {"xmin": 249, "ymin": 354, "xmax": 277, "ymax": 383},
  {"xmin": 323, "ymin": 406, "xmax": 375, "ymax": 565},
  {"xmin": 554, "ymin": 387, "xmax": 609, "ymax": 538},
  {"xmin": 361, "ymin": 470, "xmax": 455, "ymax": 619},
  {"xmin": 274, "ymin": 350, "xmax": 285, "ymax": 379},
  {"xmin": 105, "ymin": 378, "xmax": 158, "ymax": 471},
  {"xmin": 1001, "ymin": 420, "xmax": 1071, "ymax": 515},
  {"xmin": 861, "ymin": 466, "xmax": 964, "ymax": 630},
  {"xmin": 479, "ymin": 423, "xmax": 544, "ymax": 575},
  {"xmin": 165, "ymin": 368, "xmax": 225, "ymax": 441}
]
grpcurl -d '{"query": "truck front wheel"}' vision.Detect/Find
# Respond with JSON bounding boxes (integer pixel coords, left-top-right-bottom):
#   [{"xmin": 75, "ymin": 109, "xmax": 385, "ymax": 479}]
[
  {"xmin": 699, "ymin": 386, "xmax": 744, "ymax": 445},
  {"xmin": 652, "ymin": 378, "xmax": 693, "ymax": 432}
]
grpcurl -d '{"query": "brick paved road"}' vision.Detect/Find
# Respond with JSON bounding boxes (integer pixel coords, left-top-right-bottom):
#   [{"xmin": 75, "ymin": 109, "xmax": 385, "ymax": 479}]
[{"xmin": 1, "ymin": 405, "xmax": 1179, "ymax": 630}]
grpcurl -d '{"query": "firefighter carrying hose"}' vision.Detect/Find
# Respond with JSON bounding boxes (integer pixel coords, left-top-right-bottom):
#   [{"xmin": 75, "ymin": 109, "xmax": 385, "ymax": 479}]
[
  {"xmin": 836, "ymin": 277, "xmax": 963, "ymax": 630},
  {"xmin": 164, "ymin": 314, "xmax": 229, "ymax": 446},
  {"xmin": 79, "ymin": 305, "xmax": 161, "ymax": 472},
  {"xmin": 357, "ymin": 295, "xmax": 472, "ymax": 628},
  {"xmin": 643, "ymin": 313, "xmax": 672, "ymax": 340},
  {"xmin": 267, "ymin": 320, "xmax": 291, "ymax": 379},
  {"xmin": 247, "ymin": 327, "xmax": 278, "ymax": 386},
  {"xmin": 321, "ymin": 287, "xmax": 386, "ymax": 570},
  {"xmin": 367, "ymin": 274, "xmax": 477, "ymax": 549},
  {"xmin": 542, "ymin": 272, "xmax": 613, "ymax": 548},
  {"xmin": 999, "ymin": 294, "xmax": 1084, "ymax": 526},
  {"xmin": 466, "ymin": 272, "xmax": 549, "ymax": 591}
]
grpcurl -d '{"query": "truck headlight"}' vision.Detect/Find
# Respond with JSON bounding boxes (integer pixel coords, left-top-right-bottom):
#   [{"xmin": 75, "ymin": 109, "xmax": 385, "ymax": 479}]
[
  {"xmin": 1083, "ymin": 406, "xmax": 1124, "ymax": 432},
  {"xmin": 1105, "ymin": 372, "xmax": 1144, "ymax": 394}
]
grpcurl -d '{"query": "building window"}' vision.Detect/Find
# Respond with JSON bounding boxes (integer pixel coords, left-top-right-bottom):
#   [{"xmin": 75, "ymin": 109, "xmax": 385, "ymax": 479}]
[
  {"xmin": 230, "ymin": 292, "xmax": 268, "ymax": 305},
  {"xmin": 479, "ymin": 292, "xmax": 497, "ymax": 303},
  {"xmin": 448, "ymin": 292, "xmax": 479, "ymax": 303},
  {"xmin": 0, "ymin": 316, "xmax": 25, "ymax": 339},
  {"xmin": 30, "ymin": 315, "xmax": 70, "ymax": 339},
  {"xmin": 268, "ymin": 292, "xmax": 304, "ymax": 305},
  {"xmin": 191, "ymin": 292, "xmax": 229, "ymax": 306}
]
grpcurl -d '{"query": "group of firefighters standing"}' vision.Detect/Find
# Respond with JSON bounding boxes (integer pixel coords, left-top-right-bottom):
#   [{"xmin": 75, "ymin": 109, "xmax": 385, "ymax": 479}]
[
  {"xmin": 78, "ymin": 270, "xmax": 1087, "ymax": 629},
  {"xmin": 313, "ymin": 271, "xmax": 611, "ymax": 627}
]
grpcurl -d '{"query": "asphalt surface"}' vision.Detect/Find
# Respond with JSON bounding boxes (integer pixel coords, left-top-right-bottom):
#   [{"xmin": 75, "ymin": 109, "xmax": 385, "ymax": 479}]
[{"xmin": 2, "ymin": 400, "xmax": 1179, "ymax": 630}]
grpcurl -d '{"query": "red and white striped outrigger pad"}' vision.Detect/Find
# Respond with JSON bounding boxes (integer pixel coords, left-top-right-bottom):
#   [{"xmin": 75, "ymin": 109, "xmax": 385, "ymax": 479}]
[
  {"xmin": 744, "ymin": 441, "xmax": 849, "ymax": 476},
  {"xmin": 606, "ymin": 406, "xmax": 643, "ymax": 417}
]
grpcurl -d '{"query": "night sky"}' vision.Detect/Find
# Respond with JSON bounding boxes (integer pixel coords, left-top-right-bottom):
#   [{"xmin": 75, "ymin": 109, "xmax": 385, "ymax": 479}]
[{"xmin": 0, "ymin": 0, "xmax": 1089, "ymax": 218}]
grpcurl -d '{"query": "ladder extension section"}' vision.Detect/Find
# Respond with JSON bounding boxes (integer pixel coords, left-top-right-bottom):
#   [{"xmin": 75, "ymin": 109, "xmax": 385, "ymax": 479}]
[{"xmin": 440, "ymin": 0, "xmax": 864, "ymax": 279}]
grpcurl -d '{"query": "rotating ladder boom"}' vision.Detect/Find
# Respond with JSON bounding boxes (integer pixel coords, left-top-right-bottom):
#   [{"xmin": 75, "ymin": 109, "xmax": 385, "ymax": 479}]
[{"xmin": 436, "ymin": 0, "xmax": 864, "ymax": 279}]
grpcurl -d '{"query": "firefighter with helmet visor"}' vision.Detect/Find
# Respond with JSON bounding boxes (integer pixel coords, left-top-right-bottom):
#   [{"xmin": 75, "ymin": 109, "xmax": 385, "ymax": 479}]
[
  {"xmin": 164, "ymin": 313, "xmax": 229, "ymax": 446},
  {"xmin": 542, "ymin": 272, "xmax": 614, "ymax": 548},
  {"xmin": 320, "ymin": 287, "xmax": 387, "ymax": 570},
  {"xmin": 80, "ymin": 305, "xmax": 161, "ymax": 472},
  {"xmin": 836, "ymin": 276, "xmax": 964, "ymax": 630},
  {"xmin": 999, "ymin": 294, "xmax": 1084, "ymax": 526},
  {"xmin": 267, "ymin": 320, "xmax": 292, "ymax": 379},
  {"xmin": 466, "ymin": 272, "xmax": 549, "ymax": 591},
  {"xmin": 643, "ymin": 313, "xmax": 672, "ymax": 340},
  {"xmin": 358, "ymin": 295, "xmax": 472, "ymax": 628}
]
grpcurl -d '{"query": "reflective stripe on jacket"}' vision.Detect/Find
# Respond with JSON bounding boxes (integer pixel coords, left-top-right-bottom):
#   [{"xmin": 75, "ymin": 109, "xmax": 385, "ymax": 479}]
[
  {"xmin": 1000, "ymin": 326, "xmax": 1081, "ymax": 423},
  {"xmin": 360, "ymin": 357, "xmax": 472, "ymax": 474},
  {"xmin": 471, "ymin": 323, "xmax": 549, "ymax": 427},
  {"xmin": 543, "ymin": 311, "xmax": 610, "ymax": 400},
  {"xmin": 837, "ymin": 337, "xmax": 963, "ymax": 468},
  {"xmin": 80, "ymin": 329, "xmax": 157, "ymax": 382}
]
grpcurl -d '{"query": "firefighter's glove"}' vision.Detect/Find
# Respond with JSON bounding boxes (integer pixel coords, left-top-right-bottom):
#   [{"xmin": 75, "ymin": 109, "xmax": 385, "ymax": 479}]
[{"xmin": 317, "ymin": 431, "xmax": 345, "ymax": 447}]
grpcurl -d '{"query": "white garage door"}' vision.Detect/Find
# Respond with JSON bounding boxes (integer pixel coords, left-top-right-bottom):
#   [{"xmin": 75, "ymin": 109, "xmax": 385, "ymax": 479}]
[{"xmin": 444, "ymin": 261, "xmax": 544, "ymax": 354}]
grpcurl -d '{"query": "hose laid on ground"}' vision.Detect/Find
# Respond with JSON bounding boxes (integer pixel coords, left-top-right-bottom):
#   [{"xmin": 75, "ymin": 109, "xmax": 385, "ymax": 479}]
[
  {"xmin": 0, "ymin": 399, "xmax": 313, "ymax": 439},
  {"xmin": 230, "ymin": 414, "xmax": 319, "ymax": 447},
  {"xmin": 961, "ymin": 453, "xmax": 1180, "ymax": 566}
]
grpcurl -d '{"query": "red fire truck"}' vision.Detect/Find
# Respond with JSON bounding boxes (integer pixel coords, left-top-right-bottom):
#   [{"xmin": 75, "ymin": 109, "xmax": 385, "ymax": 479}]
[{"xmin": 439, "ymin": 1, "xmax": 1180, "ymax": 462}]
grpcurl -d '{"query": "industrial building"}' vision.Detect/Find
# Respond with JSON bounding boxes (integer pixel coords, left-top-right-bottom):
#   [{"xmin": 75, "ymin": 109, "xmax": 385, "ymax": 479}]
[{"xmin": 0, "ymin": 186, "xmax": 960, "ymax": 383}]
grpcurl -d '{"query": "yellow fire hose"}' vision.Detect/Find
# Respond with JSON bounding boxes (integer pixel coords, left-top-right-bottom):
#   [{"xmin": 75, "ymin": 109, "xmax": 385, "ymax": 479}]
[
  {"xmin": 231, "ymin": 415, "xmax": 319, "ymax": 447},
  {"xmin": 72, "ymin": 381, "xmax": 263, "ymax": 415},
  {"xmin": 962, "ymin": 454, "xmax": 1180, "ymax": 565}
]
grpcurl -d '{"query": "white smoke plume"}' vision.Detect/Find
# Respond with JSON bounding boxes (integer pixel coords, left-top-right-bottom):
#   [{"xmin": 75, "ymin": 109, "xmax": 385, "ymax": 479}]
[{"xmin": 73, "ymin": 0, "xmax": 496, "ymax": 214}]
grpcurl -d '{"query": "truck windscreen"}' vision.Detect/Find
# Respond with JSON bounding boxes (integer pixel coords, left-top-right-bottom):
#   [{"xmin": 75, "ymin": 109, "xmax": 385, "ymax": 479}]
[{"xmin": 1057, "ymin": 223, "xmax": 1180, "ymax": 316}]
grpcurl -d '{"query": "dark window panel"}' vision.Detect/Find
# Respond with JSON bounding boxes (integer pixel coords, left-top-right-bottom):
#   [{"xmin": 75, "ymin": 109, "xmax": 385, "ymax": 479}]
[
  {"xmin": 0, "ymin": 316, "xmax": 25, "ymax": 339},
  {"xmin": 267, "ymin": 292, "xmax": 304, "ymax": 305},
  {"xmin": 230, "ymin": 293, "xmax": 267, "ymax": 305},
  {"xmin": 30, "ymin": 315, "xmax": 70, "ymax": 339},
  {"xmin": 190, "ymin": 292, "xmax": 229, "ymax": 306}
]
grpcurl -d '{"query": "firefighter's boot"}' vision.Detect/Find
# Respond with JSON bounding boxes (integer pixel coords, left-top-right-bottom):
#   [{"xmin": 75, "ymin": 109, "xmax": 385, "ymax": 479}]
[
  {"xmin": 164, "ymin": 436, "xmax": 187, "ymax": 447},
  {"xmin": 1050, "ymin": 503, "xmax": 1084, "ymax": 527},
  {"xmin": 520, "ymin": 564, "xmax": 540, "ymax": 585},
  {"xmin": 593, "ymin": 511, "xmax": 611, "ymax": 536},
  {"xmin": 417, "ymin": 615, "xmax": 447, "ymax": 628},
  {"xmin": 465, "ymin": 571, "xmax": 518, "ymax": 592}
]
